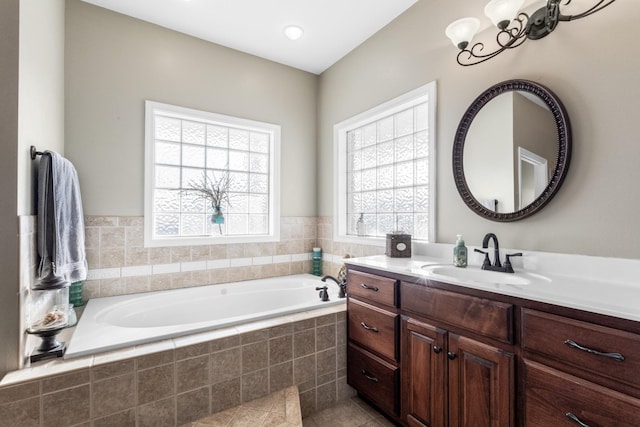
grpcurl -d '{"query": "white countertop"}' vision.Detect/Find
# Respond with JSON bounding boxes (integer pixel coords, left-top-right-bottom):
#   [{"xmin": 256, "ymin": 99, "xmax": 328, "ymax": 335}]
[{"xmin": 345, "ymin": 255, "xmax": 640, "ymax": 323}]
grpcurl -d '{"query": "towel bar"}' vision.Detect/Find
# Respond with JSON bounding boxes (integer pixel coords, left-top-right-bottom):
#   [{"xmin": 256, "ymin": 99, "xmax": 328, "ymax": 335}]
[{"xmin": 30, "ymin": 145, "xmax": 44, "ymax": 160}]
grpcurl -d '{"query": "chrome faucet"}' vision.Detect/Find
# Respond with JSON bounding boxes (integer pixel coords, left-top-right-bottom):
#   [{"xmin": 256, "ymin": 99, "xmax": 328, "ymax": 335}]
[
  {"xmin": 474, "ymin": 233, "xmax": 522, "ymax": 273},
  {"xmin": 321, "ymin": 275, "xmax": 346, "ymax": 298}
]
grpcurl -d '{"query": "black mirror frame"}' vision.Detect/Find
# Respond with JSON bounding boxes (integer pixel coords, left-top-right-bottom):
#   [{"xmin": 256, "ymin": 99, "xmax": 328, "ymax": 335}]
[{"xmin": 452, "ymin": 79, "xmax": 572, "ymax": 222}]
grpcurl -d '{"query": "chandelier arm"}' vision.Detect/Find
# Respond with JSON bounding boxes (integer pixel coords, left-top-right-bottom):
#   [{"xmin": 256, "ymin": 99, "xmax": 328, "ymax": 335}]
[
  {"xmin": 456, "ymin": 36, "xmax": 528, "ymax": 66},
  {"xmin": 496, "ymin": 13, "xmax": 528, "ymax": 49},
  {"xmin": 559, "ymin": 0, "xmax": 616, "ymax": 21},
  {"xmin": 456, "ymin": 13, "xmax": 528, "ymax": 66}
]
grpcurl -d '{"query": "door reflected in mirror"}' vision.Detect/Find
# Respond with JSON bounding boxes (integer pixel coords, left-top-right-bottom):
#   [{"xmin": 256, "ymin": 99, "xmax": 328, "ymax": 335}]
[{"xmin": 453, "ymin": 80, "xmax": 571, "ymax": 222}]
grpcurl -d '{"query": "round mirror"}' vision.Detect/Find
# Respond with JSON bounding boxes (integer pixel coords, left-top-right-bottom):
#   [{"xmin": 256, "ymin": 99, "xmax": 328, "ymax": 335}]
[{"xmin": 452, "ymin": 80, "xmax": 571, "ymax": 221}]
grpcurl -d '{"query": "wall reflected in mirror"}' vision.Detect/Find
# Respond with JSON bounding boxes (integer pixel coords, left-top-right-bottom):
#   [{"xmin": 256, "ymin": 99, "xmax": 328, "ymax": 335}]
[{"xmin": 463, "ymin": 91, "xmax": 557, "ymax": 213}]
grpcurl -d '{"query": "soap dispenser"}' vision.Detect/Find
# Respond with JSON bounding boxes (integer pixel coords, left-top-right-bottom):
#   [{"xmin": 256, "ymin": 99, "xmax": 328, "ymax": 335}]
[{"xmin": 453, "ymin": 234, "xmax": 467, "ymax": 268}]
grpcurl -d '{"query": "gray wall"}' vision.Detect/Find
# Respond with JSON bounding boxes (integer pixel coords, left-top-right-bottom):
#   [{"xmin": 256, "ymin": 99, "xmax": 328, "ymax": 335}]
[
  {"xmin": 0, "ymin": 0, "xmax": 20, "ymax": 378},
  {"xmin": 318, "ymin": 0, "xmax": 640, "ymax": 258},
  {"xmin": 65, "ymin": 0, "xmax": 318, "ymax": 217}
]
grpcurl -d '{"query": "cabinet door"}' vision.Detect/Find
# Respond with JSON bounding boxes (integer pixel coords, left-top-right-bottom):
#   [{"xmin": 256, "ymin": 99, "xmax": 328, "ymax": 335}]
[
  {"xmin": 402, "ymin": 318, "xmax": 447, "ymax": 427},
  {"xmin": 448, "ymin": 334, "xmax": 514, "ymax": 427}
]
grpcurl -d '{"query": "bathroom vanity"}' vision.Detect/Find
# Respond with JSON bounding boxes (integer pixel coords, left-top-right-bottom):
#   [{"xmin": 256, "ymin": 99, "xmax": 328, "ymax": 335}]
[{"xmin": 344, "ymin": 255, "xmax": 640, "ymax": 427}]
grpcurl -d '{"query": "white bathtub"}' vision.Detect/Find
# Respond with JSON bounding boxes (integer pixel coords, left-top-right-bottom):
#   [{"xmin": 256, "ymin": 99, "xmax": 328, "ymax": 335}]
[{"xmin": 65, "ymin": 274, "xmax": 343, "ymax": 358}]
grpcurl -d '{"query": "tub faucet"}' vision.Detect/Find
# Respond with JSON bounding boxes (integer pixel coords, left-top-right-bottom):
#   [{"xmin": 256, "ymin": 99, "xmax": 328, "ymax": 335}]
[
  {"xmin": 474, "ymin": 233, "xmax": 523, "ymax": 273},
  {"xmin": 315, "ymin": 286, "xmax": 329, "ymax": 302},
  {"xmin": 321, "ymin": 275, "xmax": 346, "ymax": 298}
]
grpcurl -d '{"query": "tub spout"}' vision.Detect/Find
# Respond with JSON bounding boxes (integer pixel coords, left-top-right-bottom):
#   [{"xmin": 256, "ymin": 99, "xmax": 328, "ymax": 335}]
[{"xmin": 322, "ymin": 275, "xmax": 346, "ymax": 298}]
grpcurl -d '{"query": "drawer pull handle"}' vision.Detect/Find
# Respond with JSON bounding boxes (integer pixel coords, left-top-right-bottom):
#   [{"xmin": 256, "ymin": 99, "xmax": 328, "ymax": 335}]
[
  {"xmin": 360, "ymin": 283, "xmax": 379, "ymax": 292},
  {"xmin": 360, "ymin": 322, "xmax": 379, "ymax": 332},
  {"xmin": 361, "ymin": 369, "xmax": 379, "ymax": 383},
  {"xmin": 447, "ymin": 351, "xmax": 457, "ymax": 360},
  {"xmin": 564, "ymin": 339, "xmax": 625, "ymax": 362},
  {"xmin": 433, "ymin": 346, "xmax": 442, "ymax": 354},
  {"xmin": 565, "ymin": 412, "xmax": 590, "ymax": 427}
]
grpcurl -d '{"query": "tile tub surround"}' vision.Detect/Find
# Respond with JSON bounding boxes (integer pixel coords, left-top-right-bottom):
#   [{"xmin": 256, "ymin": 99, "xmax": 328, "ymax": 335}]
[
  {"xmin": 82, "ymin": 215, "xmax": 383, "ymax": 300},
  {"xmin": 0, "ymin": 308, "xmax": 350, "ymax": 426},
  {"xmin": 83, "ymin": 216, "xmax": 319, "ymax": 299}
]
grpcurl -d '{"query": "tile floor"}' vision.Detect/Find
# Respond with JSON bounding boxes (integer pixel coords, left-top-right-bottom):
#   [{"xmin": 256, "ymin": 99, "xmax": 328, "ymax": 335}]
[
  {"xmin": 302, "ymin": 396, "xmax": 397, "ymax": 427},
  {"xmin": 182, "ymin": 386, "xmax": 302, "ymax": 426}
]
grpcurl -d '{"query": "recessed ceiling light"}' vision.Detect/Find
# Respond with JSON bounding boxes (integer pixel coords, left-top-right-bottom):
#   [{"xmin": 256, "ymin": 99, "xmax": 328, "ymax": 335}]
[{"xmin": 283, "ymin": 25, "xmax": 304, "ymax": 41}]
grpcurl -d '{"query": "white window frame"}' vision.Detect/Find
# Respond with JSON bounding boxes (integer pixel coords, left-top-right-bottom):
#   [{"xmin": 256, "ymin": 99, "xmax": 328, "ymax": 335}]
[
  {"xmin": 333, "ymin": 82, "xmax": 437, "ymax": 246},
  {"xmin": 144, "ymin": 101, "xmax": 280, "ymax": 248}
]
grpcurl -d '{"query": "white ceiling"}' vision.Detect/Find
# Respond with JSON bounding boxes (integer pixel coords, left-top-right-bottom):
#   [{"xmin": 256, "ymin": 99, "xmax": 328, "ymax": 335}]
[{"xmin": 80, "ymin": 0, "xmax": 418, "ymax": 75}]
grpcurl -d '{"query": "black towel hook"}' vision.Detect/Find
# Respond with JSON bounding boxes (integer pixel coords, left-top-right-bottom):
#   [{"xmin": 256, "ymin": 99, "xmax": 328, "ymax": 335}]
[{"xmin": 30, "ymin": 145, "xmax": 44, "ymax": 160}]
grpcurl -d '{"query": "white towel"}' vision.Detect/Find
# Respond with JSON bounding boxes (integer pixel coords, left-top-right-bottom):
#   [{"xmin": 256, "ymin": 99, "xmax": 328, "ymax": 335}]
[{"xmin": 37, "ymin": 151, "xmax": 88, "ymax": 284}]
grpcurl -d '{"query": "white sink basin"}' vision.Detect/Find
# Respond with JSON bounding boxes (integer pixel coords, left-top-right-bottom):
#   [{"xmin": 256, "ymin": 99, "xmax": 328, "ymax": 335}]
[{"xmin": 421, "ymin": 265, "xmax": 533, "ymax": 286}]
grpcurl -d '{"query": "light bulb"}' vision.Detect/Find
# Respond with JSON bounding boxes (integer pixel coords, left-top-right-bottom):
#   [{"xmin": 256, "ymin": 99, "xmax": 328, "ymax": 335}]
[
  {"xmin": 445, "ymin": 17, "xmax": 481, "ymax": 50},
  {"xmin": 484, "ymin": 0, "xmax": 525, "ymax": 29},
  {"xmin": 283, "ymin": 25, "xmax": 304, "ymax": 41}
]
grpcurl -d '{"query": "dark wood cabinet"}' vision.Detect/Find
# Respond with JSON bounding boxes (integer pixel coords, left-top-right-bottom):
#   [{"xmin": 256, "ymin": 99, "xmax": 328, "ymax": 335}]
[
  {"xmin": 401, "ymin": 313, "xmax": 513, "ymax": 427},
  {"xmin": 346, "ymin": 265, "xmax": 640, "ymax": 427},
  {"xmin": 523, "ymin": 360, "xmax": 640, "ymax": 426},
  {"xmin": 346, "ymin": 270, "xmax": 400, "ymax": 417},
  {"xmin": 401, "ymin": 318, "xmax": 447, "ymax": 427},
  {"xmin": 447, "ymin": 333, "xmax": 514, "ymax": 427}
]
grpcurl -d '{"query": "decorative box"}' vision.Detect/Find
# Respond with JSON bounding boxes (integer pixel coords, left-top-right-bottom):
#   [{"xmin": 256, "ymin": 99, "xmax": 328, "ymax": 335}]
[{"xmin": 386, "ymin": 232, "xmax": 412, "ymax": 258}]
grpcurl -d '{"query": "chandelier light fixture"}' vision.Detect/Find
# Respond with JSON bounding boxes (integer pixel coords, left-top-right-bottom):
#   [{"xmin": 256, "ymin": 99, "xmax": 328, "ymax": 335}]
[{"xmin": 446, "ymin": 0, "xmax": 617, "ymax": 66}]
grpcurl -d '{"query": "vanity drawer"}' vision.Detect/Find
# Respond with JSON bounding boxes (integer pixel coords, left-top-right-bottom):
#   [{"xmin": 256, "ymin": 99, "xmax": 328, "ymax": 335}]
[
  {"xmin": 348, "ymin": 343, "xmax": 399, "ymax": 416},
  {"xmin": 347, "ymin": 270, "xmax": 397, "ymax": 308},
  {"xmin": 348, "ymin": 298, "xmax": 398, "ymax": 361},
  {"xmin": 401, "ymin": 282, "xmax": 513, "ymax": 343},
  {"xmin": 523, "ymin": 360, "xmax": 640, "ymax": 427},
  {"xmin": 522, "ymin": 309, "xmax": 640, "ymax": 390}
]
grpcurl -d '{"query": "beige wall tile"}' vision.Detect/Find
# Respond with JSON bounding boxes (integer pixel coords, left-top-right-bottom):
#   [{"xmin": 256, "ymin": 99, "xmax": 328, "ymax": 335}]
[
  {"xmin": 149, "ymin": 247, "xmax": 171, "ymax": 264},
  {"xmin": 125, "ymin": 246, "xmax": 149, "ymax": 266},
  {"xmin": 85, "ymin": 216, "xmax": 118, "ymax": 227},
  {"xmin": 118, "ymin": 217, "xmax": 143, "ymax": 227},
  {"xmin": 170, "ymin": 246, "xmax": 191, "ymax": 263},
  {"xmin": 100, "ymin": 278, "xmax": 126, "ymax": 297},
  {"xmin": 125, "ymin": 276, "xmax": 150, "ymax": 294},
  {"xmin": 125, "ymin": 226, "xmax": 144, "ymax": 248},
  {"xmin": 99, "ymin": 247, "xmax": 124, "ymax": 268},
  {"xmin": 100, "ymin": 227, "xmax": 125, "ymax": 248},
  {"xmin": 191, "ymin": 245, "xmax": 210, "ymax": 261},
  {"xmin": 84, "ymin": 227, "xmax": 99, "ymax": 249}
]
